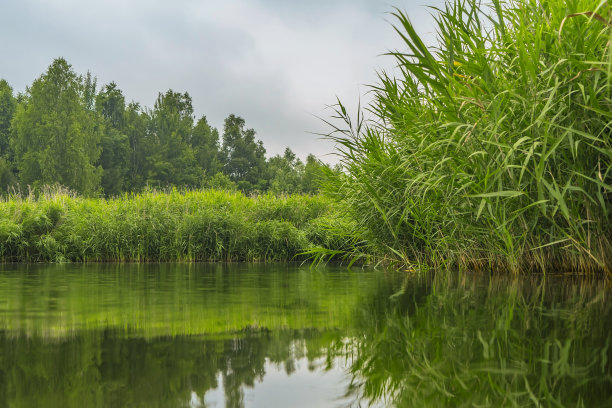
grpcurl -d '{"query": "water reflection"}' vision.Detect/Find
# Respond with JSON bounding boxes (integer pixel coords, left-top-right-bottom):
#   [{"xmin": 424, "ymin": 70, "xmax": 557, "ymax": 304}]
[
  {"xmin": 0, "ymin": 263, "xmax": 397, "ymax": 407},
  {"xmin": 0, "ymin": 329, "xmax": 350, "ymax": 407},
  {"xmin": 344, "ymin": 273, "xmax": 612, "ymax": 407},
  {"xmin": 0, "ymin": 264, "xmax": 609, "ymax": 407},
  {"xmin": 0, "ymin": 263, "xmax": 395, "ymax": 337}
]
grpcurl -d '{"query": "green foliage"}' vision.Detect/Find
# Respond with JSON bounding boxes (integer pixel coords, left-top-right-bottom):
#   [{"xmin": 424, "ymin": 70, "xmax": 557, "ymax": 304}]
[
  {"xmin": 95, "ymin": 81, "xmax": 124, "ymax": 128},
  {"xmin": 0, "ymin": 188, "xmax": 346, "ymax": 262},
  {"xmin": 302, "ymin": 153, "xmax": 328, "ymax": 194},
  {"xmin": 268, "ymin": 148, "xmax": 303, "ymax": 194},
  {"xmin": 267, "ymin": 150, "xmax": 334, "ymax": 195},
  {"xmin": 222, "ymin": 114, "xmax": 267, "ymax": 192},
  {"xmin": 146, "ymin": 90, "xmax": 200, "ymax": 187},
  {"xmin": 0, "ymin": 156, "xmax": 15, "ymax": 190},
  {"xmin": 123, "ymin": 101, "xmax": 150, "ymax": 191},
  {"xmin": 0, "ymin": 79, "xmax": 17, "ymax": 192},
  {"xmin": 325, "ymin": 0, "xmax": 612, "ymax": 273},
  {"xmin": 205, "ymin": 171, "xmax": 237, "ymax": 191},
  {"xmin": 0, "ymin": 79, "xmax": 16, "ymax": 158},
  {"xmin": 192, "ymin": 115, "xmax": 223, "ymax": 177},
  {"xmin": 0, "ymin": 80, "xmax": 17, "ymax": 191},
  {"xmin": 0, "ymin": 59, "xmax": 331, "ymax": 198},
  {"xmin": 95, "ymin": 82, "xmax": 130, "ymax": 196},
  {"xmin": 10, "ymin": 58, "xmax": 102, "ymax": 194}
]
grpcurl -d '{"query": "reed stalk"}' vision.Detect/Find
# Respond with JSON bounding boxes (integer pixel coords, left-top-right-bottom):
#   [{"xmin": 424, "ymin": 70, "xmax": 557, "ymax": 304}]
[{"xmin": 322, "ymin": 0, "xmax": 612, "ymax": 274}]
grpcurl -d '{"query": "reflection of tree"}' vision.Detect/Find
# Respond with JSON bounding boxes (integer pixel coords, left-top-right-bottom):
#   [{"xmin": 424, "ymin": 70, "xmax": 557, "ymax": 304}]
[
  {"xmin": 0, "ymin": 264, "xmax": 406, "ymax": 407},
  {"xmin": 0, "ymin": 329, "xmax": 342, "ymax": 408}
]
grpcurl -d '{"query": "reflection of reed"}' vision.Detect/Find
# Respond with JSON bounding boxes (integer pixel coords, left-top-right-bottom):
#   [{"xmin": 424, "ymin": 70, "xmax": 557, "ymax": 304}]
[
  {"xmin": 0, "ymin": 263, "xmax": 402, "ymax": 339},
  {"xmin": 345, "ymin": 272, "xmax": 612, "ymax": 407}
]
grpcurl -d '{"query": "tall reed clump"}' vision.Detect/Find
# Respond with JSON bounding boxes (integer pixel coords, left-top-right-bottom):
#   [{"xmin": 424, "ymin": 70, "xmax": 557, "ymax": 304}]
[
  {"xmin": 0, "ymin": 188, "xmax": 347, "ymax": 262},
  {"xmin": 324, "ymin": 0, "xmax": 612, "ymax": 273}
]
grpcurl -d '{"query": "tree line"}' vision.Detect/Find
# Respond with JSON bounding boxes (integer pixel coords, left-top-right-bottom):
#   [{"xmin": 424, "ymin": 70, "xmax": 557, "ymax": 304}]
[{"xmin": 0, "ymin": 58, "xmax": 332, "ymax": 196}]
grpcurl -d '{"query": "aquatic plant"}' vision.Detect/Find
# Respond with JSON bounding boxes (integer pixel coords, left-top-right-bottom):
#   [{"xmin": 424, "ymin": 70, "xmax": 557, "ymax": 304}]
[
  {"xmin": 0, "ymin": 188, "xmax": 346, "ymax": 262},
  {"xmin": 323, "ymin": 0, "xmax": 612, "ymax": 273}
]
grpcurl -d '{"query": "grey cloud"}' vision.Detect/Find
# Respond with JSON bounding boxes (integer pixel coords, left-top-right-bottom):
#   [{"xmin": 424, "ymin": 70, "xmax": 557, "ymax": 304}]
[{"xmin": 0, "ymin": 0, "xmax": 442, "ymax": 161}]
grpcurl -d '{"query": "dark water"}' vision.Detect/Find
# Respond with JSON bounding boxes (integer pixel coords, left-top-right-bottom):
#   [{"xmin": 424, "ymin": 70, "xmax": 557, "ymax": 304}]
[{"xmin": 0, "ymin": 264, "xmax": 610, "ymax": 407}]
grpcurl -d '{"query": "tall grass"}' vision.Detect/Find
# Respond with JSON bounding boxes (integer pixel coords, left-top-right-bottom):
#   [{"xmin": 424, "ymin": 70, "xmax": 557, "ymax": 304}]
[
  {"xmin": 323, "ymin": 0, "xmax": 612, "ymax": 274},
  {"xmin": 0, "ymin": 188, "xmax": 346, "ymax": 262}
]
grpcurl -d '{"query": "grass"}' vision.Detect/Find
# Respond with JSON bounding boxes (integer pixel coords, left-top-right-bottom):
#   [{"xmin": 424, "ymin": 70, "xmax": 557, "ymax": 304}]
[
  {"xmin": 321, "ymin": 0, "xmax": 612, "ymax": 274},
  {"xmin": 0, "ymin": 187, "xmax": 350, "ymax": 263}
]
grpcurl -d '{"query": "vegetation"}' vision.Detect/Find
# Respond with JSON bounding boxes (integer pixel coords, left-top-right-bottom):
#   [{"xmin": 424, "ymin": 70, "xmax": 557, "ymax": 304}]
[
  {"xmin": 0, "ymin": 59, "xmax": 334, "ymax": 197},
  {"xmin": 2, "ymin": 1, "xmax": 611, "ymax": 274},
  {"xmin": 2, "ymin": 1, "xmax": 610, "ymax": 407},
  {"xmin": 322, "ymin": 0, "xmax": 612, "ymax": 274},
  {"xmin": 0, "ymin": 188, "xmax": 353, "ymax": 263}
]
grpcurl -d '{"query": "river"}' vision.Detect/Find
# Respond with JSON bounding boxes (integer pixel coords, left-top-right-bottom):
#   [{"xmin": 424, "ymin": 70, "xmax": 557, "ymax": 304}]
[{"xmin": 0, "ymin": 264, "xmax": 609, "ymax": 407}]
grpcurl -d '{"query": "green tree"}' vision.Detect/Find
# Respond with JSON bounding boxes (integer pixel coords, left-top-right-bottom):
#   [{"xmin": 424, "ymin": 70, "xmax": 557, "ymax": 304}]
[
  {"xmin": 96, "ymin": 82, "xmax": 124, "ymax": 128},
  {"xmin": 301, "ymin": 154, "xmax": 329, "ymax": 194},
  {"xmin": 221, "ymin": 114, "xmax": 267, "ymax": 192},
  {"xmin": 123, "ymin": 102, "xmax": 149, "ymax": 191},
  {"xmin": 96, "ymin": 82, "xmax": 130, "ymax": 196},
  {"xmin": 0, "ymin": 79, "xmax": 16, "ymax": 157},
  {"xmin": 0, "ymin": 79, "xmax": 17, "ymax": 190},
  {"xmin": 206, "ymin": 172, "xmax": 236, "ymax": 191},
  {"xmin": 0, "ymin": 157, "xmax": 14, "ymax": 191},
  {"xmin": 148, "ymin": 90, "xmax": 199, "ymax": 187},
  {"xmin": 191, "ymin": 115, "xmax": 222, "ymax": 182},
  {"xmin": 10, "ymin": 58, "xmax": 102, "ymax": 194},
  {"xmin": 268, "ymin": 147, "xmax": 303, "ymax": 194},
  {"xmin": 81, "ymin": 71, "xmax": 97, "ymax": 112}
]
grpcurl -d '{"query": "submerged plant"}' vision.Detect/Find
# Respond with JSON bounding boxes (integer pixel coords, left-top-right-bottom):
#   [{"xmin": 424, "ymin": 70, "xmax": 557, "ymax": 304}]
[{"xmin": 323, "ymin": 0, "xmax": 612, "ymax": 274}]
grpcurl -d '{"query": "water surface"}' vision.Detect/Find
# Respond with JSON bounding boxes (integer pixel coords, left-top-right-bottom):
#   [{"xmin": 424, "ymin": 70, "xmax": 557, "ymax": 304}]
[{"xmin": 0, "ymin": 264, "xmax": 609, "ymax": 407}]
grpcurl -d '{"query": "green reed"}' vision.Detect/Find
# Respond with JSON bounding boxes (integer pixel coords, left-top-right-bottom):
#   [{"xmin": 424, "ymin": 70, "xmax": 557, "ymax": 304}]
[
  {"xmin": 322, "ymin": 0, "xmax": 611, "ymax": 274},
  {"xmin": 0, "ymin": 188, "xmax": 345, "ymax": 262}
]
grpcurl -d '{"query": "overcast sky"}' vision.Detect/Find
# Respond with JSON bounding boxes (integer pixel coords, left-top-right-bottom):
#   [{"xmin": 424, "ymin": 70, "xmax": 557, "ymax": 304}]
[{"xmin": 1, "ymin": 0, "xmax": 443, "ymax": 161}]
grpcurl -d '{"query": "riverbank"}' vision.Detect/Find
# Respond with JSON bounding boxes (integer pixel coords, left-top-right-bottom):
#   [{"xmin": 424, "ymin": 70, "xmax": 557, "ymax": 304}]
[{"xmin": 0, "ymin": 189, "xmax": 351, "ymax": 262}]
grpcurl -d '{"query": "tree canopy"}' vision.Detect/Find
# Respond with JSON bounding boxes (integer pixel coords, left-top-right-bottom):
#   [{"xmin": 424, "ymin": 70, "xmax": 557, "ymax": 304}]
[
  {"xmin": 0, "ymin": 58, "xmax": 335, "ymax": 196},
  {"xmin": 10, "ymin": 58, "xmax": 102, "ymax": 194}
]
